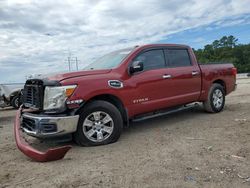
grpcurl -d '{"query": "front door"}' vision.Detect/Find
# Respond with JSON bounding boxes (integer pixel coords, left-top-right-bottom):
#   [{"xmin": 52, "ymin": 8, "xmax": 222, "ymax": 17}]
[{"xmin": 125, "ymin": 49, "xmax": 170, "ymax": 116}]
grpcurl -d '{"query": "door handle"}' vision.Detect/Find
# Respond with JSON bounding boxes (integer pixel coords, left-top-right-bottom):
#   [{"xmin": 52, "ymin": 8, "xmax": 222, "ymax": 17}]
[
  {"xmin": 162, "ymin": 74, "xmax": 172, "ymax": 79},
  {"xmin": 192, "ymin": 71, "xmax": 199, "ymax": 76}
]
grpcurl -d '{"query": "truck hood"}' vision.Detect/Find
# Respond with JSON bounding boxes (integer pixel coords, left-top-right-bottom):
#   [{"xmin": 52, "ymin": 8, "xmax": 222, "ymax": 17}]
[{"xmin": 47, "ymin": 69, "xmax": 112, "ymax": 81}]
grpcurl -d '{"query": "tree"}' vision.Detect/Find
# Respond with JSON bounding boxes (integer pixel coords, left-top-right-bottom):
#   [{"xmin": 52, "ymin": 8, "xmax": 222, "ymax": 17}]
[
  {"xmin": 194, "ymin": 36, "xmax": 250, "ymax": 73},
  {"xmin": 219, "ymin": 36, "xmax": 228, "ymax": 47},
  {"xmin": 227, "ymin": 35, "xmax": 238, "ymax": 48},
  {"xmin": 212, "ymin": 40, "xmax": 220, "ymax": 49}
]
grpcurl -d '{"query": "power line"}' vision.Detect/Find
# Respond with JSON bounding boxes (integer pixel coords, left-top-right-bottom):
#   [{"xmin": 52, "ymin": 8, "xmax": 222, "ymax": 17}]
[{"xmin": 66, "ymin": 56, "xmax": 79, "ymax": 71}]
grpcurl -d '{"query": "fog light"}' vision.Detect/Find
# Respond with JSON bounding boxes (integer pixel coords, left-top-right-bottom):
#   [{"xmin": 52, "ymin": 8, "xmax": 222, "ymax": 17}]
[{"xmin": 41, "ymin": 123, "xmax": 57, "ymax": 133}]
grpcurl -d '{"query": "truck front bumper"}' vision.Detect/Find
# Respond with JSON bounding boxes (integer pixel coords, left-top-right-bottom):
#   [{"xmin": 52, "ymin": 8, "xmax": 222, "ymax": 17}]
[
  {"xmin": 21, "ymin": 112, "xmax": 79, "ymax": 138},
  {"xmin": 14, "ymin": 107, "xmax": 77, "ymax": 162}
]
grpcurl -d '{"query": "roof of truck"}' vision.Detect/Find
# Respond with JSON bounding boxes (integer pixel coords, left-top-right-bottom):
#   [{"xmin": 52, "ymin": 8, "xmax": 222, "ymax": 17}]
[{"xmin": 135, "ymin": 44, "xmax": 190, "ymax": 49}]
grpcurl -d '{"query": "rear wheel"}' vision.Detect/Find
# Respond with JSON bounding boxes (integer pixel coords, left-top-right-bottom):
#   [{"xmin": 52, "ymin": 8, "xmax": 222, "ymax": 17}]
[
  {"xmin": 203, "ymin": 83, "xmax": 225, "ymax": 113},
  {"xmin": 74, "ymin": 100, "xmax": 123, "ymax": 146}
]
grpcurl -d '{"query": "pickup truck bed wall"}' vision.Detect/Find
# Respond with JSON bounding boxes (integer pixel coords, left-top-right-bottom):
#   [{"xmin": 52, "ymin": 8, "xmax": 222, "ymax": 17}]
[{"xmin": 199, "ymin": 64, "xmax": 236, "ymax": 101}]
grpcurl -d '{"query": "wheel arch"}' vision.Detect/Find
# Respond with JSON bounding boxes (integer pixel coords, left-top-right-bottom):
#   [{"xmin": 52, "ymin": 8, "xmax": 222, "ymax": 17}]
[
  {"xmin": 9, "ymin": 90, "xmax": 21, "ymax": 101},
  {"xmin": 212, "ymin": 79, "xmax": 226, "ymax": 94},
  {"xmin": 76, "ymin": 94, "xmax": 129, "ymax": 126}
]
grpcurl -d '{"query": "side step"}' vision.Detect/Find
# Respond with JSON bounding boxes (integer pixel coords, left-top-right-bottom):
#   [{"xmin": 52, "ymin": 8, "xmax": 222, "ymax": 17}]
[{"xmin": 132, "ymin": 103, "xmax": 199, "ymax": 122}]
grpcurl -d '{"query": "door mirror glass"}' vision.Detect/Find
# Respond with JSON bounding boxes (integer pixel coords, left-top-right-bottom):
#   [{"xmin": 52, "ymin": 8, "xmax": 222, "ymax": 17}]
[{"xmin": 130, "ymin": 61, "xmax": 143, "ymax": 74}]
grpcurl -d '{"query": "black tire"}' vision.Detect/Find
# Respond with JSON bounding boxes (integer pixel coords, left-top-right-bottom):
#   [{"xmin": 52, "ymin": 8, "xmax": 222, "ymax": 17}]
[
  {"xmin": 203, "ymin": 83, "xmax": 225, "ymax": 113},
  {"xmin": 11, "ymin": 95, "xmax": 20, "ymax": 109},
  {"xmin": 73, "ymin": 100, "xmax": 123, "ymax": 146}
]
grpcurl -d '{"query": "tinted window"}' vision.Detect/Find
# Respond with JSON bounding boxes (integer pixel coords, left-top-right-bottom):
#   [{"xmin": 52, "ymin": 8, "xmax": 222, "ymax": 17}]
[
  {"xmin": 134, "ymin": 50, "xmax": 165, "ymax": 71},
  {"xmin": 166, "ymin": 49, "xmax": 191, "ymax": 67}
]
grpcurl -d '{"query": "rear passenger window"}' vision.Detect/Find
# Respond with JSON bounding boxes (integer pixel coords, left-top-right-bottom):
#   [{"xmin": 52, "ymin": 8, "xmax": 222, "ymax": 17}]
[
  {"xmin": 166, "ymin": 49, "xmax": 191, "ymax": 67},
  {"xmin": 134, "ymin": 50, "xmax": 165, "ymax": 71}
]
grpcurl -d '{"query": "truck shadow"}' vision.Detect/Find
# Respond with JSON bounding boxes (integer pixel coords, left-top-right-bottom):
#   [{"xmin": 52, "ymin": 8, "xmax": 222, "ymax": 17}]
[
  {"xmin": 22, "ymin": 104, "xmax": 222, "ymax": 152},
  {"xmin": 122, "ymin": 105, "xmax": 209, "ymax": 136}
]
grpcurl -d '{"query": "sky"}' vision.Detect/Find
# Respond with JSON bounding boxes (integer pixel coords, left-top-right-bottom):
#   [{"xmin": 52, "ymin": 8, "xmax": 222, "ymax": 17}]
[{"xmin": 0, "ymin": 0, "xmax": 250, "ymax": 83}]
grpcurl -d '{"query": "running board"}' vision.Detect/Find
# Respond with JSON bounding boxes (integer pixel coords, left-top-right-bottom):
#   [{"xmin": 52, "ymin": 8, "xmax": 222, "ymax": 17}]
[{"xmin": 132, "ymin": 103, "xmax": 199, "ymax": 122}]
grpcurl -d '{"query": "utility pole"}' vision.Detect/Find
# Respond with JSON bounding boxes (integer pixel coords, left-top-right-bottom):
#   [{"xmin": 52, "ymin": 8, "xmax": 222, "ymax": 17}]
[
  {"xmin": 65, "ymin": 49, "xmax": 79, "ymax": 71},
  {"xmin": 67, "ymin": 49, "xmax": 72, "ymax": 72},
  {"xmin": 75, "ymin": 57, "xmax": 79, "ymax": 70},
  {"xmin": 68, "ymin": 56, "xmax": 71, "ymax": 71}
]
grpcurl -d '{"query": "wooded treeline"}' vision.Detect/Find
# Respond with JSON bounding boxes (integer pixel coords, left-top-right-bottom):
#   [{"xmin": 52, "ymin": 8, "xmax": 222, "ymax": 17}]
[{"xmin": 194, "ymin": 36, "xmax": 250, "ymax": 73}]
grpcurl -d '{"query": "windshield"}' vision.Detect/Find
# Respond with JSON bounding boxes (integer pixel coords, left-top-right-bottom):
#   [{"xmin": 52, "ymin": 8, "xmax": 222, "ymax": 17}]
[{"xmin": 84, "ymin": 48, "xmax": 132, "ymax": 70}]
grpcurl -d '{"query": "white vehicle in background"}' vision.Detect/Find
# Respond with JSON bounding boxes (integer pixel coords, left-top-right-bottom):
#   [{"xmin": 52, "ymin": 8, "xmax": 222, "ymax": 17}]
[
  {"xmin": 0, "ymin": 84, "xmax": 24, "ymax": 109},
  {"xmin": 0, "ymin": 73, "xmax": 67, "ymax": 109}
]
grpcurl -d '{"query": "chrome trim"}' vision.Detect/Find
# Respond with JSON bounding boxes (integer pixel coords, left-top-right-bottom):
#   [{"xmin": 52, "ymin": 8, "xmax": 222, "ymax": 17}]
[
  {"xmin": 21, "ymin": 113, "xmax": 79, "ymax": 138},
  {"xmin": 108, "ymin": 80, "xmax": 123, "ymax": 89},
  {"xmin": 22, "ymin": 127, "xmax": 37, "ymax": 135},
  {"xmin": 192, "ymin": 71, "xmax": 199, "ymax": 76},
  {"xmin": 162, "ymin": 74, "xmax": 172, "ymax": 79}
]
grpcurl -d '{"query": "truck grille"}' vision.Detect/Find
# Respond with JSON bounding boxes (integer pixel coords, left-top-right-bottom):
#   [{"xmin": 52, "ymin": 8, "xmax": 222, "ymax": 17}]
[{"xmin": 23, "ymin": 79, "xmax": 44, "ymax": 109}]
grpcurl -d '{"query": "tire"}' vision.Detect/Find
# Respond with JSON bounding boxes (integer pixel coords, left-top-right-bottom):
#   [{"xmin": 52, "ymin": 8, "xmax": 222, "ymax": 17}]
[
  {"xmin": 11, "ymin": 95, "xmax": 20, "ymax": 109},
  {"xmin": 73, "ymin": 100, "xmax": 123, "ymax": 146},
  {"xmin": 203, "ymin": 83, "xmax": 225, "ymax": 113}
]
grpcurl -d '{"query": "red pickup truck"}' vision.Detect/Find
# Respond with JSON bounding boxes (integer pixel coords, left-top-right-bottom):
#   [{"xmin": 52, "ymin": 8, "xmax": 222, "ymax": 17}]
[{"xmin": 15, "ymin": 44, "xmax": 237, "ymax": 161}]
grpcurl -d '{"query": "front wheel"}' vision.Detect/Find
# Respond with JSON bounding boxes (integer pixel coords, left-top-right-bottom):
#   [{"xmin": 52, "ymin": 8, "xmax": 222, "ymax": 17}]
[
  {"xmin": 74, "ymin": 100, "xmax": 123, "ymax": 146},
  {"xmin": 11, "ymin": 95, "xmax": 20, "ymax": 109},
  {"xmin": 203, "ymin": 83, "xmax": 225, "ymax": 113}
]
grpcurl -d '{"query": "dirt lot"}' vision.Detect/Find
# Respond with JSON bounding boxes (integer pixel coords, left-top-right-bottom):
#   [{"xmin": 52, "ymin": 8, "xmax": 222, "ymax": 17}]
[{"xmin": 0, "ymin": 78, "xmax": 249, "ymax": 188}]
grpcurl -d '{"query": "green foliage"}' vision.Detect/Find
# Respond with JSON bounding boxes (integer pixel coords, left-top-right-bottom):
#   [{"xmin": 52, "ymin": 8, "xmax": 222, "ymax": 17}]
[{"xmin": 194, "ymin": 35, "xmax": 250, "ymax": 73}]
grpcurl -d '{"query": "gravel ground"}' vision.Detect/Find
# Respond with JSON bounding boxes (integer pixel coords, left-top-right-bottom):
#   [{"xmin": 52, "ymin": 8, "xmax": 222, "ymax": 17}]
[{"xmin": 0, "ymin": 78, "xmax": 249, "ymax": 188}]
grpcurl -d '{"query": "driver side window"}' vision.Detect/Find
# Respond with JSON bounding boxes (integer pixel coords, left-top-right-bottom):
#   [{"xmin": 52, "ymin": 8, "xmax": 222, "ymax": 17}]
[{"xmin": 134, "ymin": 49, "xmax": 165, "ymax": 71}]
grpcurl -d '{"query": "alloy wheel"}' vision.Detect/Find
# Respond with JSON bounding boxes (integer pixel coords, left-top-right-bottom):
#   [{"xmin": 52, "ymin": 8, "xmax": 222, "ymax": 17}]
[{"xmin": 82, "ymin": 111, "xmax": 114, "ymax": 142}]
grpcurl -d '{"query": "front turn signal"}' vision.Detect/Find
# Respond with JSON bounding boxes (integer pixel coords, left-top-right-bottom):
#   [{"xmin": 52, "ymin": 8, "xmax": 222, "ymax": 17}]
[{"xmin": 66, "ymin": 87, "xmax": 76, "ymax": 97}]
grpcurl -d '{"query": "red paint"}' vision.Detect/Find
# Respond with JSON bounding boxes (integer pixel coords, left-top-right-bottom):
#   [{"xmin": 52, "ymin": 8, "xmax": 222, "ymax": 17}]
[
  {"xmin": 231, "ymin": 67, "xmax": 237, "ymax": 76},
  {"xmin": 57, "ymin": 44, "xmax": 236, "ymax": 117},
  {"xmin": 15, "ymin": 44, "xmax": 236, "ymax": 161},
  {"xmin": 14, "ymin": 107, "xmax": 72, "ymax": 162}
]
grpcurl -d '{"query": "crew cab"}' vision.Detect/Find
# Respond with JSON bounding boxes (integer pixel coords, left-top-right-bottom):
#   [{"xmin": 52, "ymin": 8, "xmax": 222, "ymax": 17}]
[{"xmin": 15, "ymin": 44, "xmax": 237, "ymax": 161}]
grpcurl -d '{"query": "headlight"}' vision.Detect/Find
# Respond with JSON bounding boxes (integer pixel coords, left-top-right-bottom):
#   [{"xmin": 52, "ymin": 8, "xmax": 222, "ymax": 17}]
[{"xmin": 43, "ymin": 85, "xmax": 77, "ymax": 111}]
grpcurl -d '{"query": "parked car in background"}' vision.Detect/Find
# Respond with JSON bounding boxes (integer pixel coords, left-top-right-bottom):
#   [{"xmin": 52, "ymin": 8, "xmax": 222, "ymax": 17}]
[{"xmin": 0, "ymin": 84, "xmax": 24, "ymax": 109}]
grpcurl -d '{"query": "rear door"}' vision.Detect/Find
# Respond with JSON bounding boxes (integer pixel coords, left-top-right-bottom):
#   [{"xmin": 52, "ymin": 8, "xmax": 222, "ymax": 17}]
[{"xmin": 161, "ymin": 48, "xmax": 201, "ymax": 106}]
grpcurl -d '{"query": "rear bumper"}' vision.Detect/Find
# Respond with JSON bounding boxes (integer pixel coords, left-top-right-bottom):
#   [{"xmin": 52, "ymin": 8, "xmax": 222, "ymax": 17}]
[
  {"xmin": 14, "ymin": 107, "xmax": 72, "ymax": 162},
  {"xmin": 21, "ymin": 112, "xmax": 79, "ymax": 138}
]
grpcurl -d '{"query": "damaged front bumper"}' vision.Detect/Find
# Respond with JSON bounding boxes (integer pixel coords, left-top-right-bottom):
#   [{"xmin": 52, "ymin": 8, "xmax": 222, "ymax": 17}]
[
  {"xmin": 14, "ymin": 107, "xmax": 78, "ymax": 162},
  {"xmin": 21, "ymin": 111, "xmax": 79, "ymax": 138}
]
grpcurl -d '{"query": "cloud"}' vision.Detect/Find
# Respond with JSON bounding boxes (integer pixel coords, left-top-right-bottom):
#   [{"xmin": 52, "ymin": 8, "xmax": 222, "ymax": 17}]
[{"xmin": 0, "ymin": 0, "xmax": 250, "ymax": 82}]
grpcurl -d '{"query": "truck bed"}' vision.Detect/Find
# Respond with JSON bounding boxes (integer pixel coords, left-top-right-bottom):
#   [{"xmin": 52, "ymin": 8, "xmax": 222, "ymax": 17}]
[{"xmin": 198, "ymin": 63, "xmax": 236, "ymax": 101}]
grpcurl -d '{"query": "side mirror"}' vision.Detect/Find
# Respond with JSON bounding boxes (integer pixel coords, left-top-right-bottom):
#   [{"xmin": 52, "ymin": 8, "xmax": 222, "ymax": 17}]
[{"xmin": 130, "ymin": 61, "xmax": 143, "ymax": 74}]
